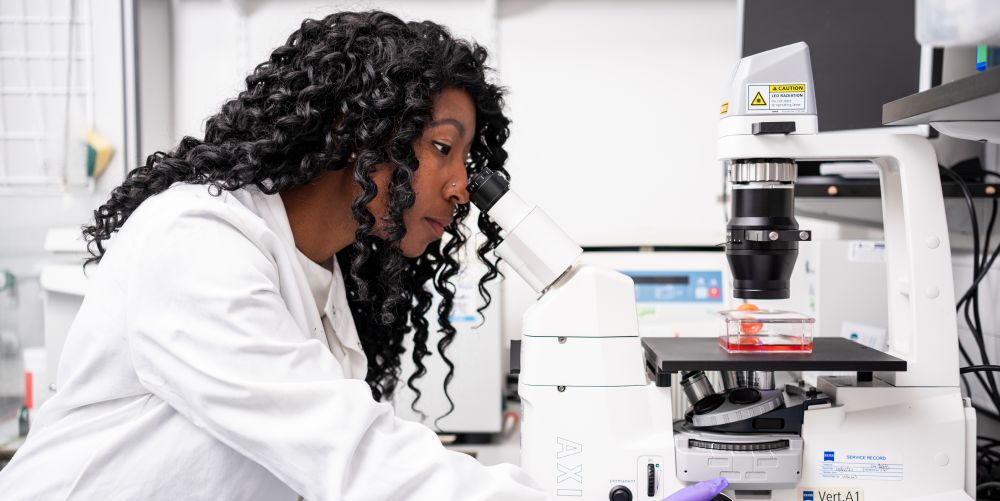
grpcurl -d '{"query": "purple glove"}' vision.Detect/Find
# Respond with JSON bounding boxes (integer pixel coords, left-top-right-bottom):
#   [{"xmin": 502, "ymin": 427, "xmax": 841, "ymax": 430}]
[{"xmin": 661, "ymin": 477, "xmax": 729, "ymax": 501}]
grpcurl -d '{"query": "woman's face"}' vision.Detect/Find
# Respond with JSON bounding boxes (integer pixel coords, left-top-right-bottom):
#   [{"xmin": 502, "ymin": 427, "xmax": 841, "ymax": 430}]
[{"xmin": 371, "ymin": 87, "xmax": 475, "ymax": 257}]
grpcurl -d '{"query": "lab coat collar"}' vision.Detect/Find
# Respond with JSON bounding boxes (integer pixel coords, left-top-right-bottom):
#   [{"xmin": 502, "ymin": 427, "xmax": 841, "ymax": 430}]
[
  {"xmin": 325, "ymin": 257, "xmax": 367, "ymax": 378},
  {"xmin": 249, "ymin": 187, "xmax": 368, "ymax": 380}
]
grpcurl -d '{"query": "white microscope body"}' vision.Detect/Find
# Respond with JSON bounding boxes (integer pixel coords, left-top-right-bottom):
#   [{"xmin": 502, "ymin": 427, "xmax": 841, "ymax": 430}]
[
  {"xmin": 469, "ymin": 176, "xmax": 683, "ymax": 500},
  {"xmin": 518, "ymin": 267, "xmax": 678, "ymax": 501},
  {"xmin": 473, "ymin": 42, "xmax": 976, "ymax": 501},
  {"xmin": 716, "ymin": 43, "xmax": 974, "ymax": 500}
]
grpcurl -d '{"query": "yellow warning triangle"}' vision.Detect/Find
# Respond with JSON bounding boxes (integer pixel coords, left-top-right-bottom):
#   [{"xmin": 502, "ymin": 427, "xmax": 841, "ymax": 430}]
[{"xmin": 751, "ymin": 91, "xmax": 767, "ymax": 106}]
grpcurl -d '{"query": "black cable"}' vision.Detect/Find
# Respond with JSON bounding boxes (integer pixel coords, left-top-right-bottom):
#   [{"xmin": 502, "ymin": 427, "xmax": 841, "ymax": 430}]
[
  {"xmin": 958, "ymin": 211, "xmax": 1000, "ymax": 384},
  {"xmin": 949, "ymin": 169, "xmax": 1000, "ymax": 490},
  {"xmin": 942, "ymin": 166, "xmax": 982, "ymax": 277},
  {"xmin": 978, "ymin": 404, "xmax": 1000, "ymax": 490},
  {"xmin": 981, "ymin": 199, "xmax": 998, "ymax": 271},
  {"xmin": 971, "ymin": 199, "xmax": 998, "ymax": 409},
  {"xmin": 957, "ymin": 245, "xmax": 1000, "ymax": 306},
  {"xmin": 962, "ymin": 365, "xmax": 1000, "ymax": 375},
  {"xmin": 946, "ymin": 169, "xmax": 1000, "ymax": 417},
  {"xmin": 961, "ymin": 358, "xmax": 973, "ymax": 401},
  {"xmin": 963, "ymin": 296, "xmax": 994, "ymax": 404},
  {"xmin": 942, "ymin": 167, "xmax": 999, "ymax": 406},
  {"xmin": 977, "ymin": 402, "xmax": 1000, "ymax": 421},
  {"xmin": 980, "ymin": 169, "xmax": 999, "ymax": 279},
  {"xmin": 979, "ymin": 174, "xmax": 1000, "ymax": 412},
  {"xmin": 963, "ymin": 338, "xmax": 1000, "ymax": 410},
  {"xmin": 962, "ymin": 343, "xmax": 1000, "ymax": 411}
]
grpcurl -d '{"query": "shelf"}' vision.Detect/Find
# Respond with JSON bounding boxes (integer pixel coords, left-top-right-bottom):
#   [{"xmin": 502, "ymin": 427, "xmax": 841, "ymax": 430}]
[
  {"xmin": 794, "ymin": 176, "xmax": 999, "ymax": 199},
  {"xmin": 883, "ymin": 66, "xmax": 1000, "ymax": 142}
]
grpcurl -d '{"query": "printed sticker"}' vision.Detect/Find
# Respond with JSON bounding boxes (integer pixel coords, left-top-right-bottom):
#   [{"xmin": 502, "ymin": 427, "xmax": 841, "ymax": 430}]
[
  {"xmin": 820, "ymin": 450, "xmax": 902, "ymax": 481},
  {"xmin": 746, "ymin": 83, "xmax": 807, "ymax": 113},
  {"xmin": 800, "ymin": 487, "xmax": 864, "ymax": 500}
]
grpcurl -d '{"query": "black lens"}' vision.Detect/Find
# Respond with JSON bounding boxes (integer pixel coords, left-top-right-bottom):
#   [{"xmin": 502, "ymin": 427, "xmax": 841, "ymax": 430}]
[
  {"xmin": 726, "ymin": 185, "xmax": 800, "ymax": 299},
  {"xmin": 467, "ymin": 168, "xmax": 509, "ymax": 212},
  {"xmin": 693, "ymin": 393, "xmax": 726, "ymax": 415},
  {"xmin": 728, "ymin": 387, "xmax": 762, "ymax": 405}
]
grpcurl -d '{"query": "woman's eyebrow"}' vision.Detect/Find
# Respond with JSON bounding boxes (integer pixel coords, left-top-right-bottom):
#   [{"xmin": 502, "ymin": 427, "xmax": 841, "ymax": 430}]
[{"xmin": 428, "ymin": 118, "xmax": 466, "ymax": 139}]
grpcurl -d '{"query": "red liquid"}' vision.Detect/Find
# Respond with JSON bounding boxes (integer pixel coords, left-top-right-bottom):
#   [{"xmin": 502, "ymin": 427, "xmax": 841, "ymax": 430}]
[{"xmin": 719, "ymin": 335, "xmax": 814, "ymax": 353}]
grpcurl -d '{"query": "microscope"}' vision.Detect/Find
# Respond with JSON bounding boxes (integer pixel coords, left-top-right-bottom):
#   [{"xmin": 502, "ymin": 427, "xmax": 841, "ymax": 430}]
[{"xmin": 470, "ymin": 42, "xmax": 975, "ymax": 501}]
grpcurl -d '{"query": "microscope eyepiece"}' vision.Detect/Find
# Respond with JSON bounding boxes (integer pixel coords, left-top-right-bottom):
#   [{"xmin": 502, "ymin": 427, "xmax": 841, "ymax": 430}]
[
  {"xmin": 465, "ymin": 167, "xmax": 583, "ymax": 294},
  {"xmin": 468, "ymin": 167, "xmax": 509, "ymax": 212}
]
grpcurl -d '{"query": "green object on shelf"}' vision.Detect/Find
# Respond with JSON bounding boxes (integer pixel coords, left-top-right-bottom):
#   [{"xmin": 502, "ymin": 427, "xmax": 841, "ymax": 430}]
[
  {"xmin": 0, "ymin": 270, "xmax": 13, "ymax": 293},
  {"xmin": 85, "ymin": 130, "xmax": 114, "ymax": 178},
  {"xmin": 17, "ymin": 405, "xmax": 29, "ymax": 437}
]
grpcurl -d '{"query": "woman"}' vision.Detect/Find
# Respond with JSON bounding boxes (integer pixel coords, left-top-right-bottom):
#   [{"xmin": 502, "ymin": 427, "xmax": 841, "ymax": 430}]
[{"xmin": 0, "ymin": 11, "xmax": 725, "ymax": 501}]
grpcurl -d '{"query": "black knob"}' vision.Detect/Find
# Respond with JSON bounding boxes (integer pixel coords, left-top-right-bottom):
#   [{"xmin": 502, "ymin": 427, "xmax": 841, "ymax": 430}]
[
  {"xmin": 646, "ymin": 463, "xmax": 656, "ymax": 497},
  {"xmin": 609, "ymin": 485, "xmax": 632, "ymax": 501}
]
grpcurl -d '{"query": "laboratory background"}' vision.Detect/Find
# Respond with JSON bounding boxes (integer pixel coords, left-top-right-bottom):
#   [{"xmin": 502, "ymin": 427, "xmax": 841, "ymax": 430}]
[{"xmin": 0, "ymin": 0, "xmax": 998, "ymax": 499}]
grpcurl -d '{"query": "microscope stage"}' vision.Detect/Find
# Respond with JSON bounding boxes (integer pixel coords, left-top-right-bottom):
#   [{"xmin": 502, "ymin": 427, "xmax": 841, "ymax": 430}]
[{"xmin": 643, "ymin": 337, "xmax": 906, "ymax": 387}]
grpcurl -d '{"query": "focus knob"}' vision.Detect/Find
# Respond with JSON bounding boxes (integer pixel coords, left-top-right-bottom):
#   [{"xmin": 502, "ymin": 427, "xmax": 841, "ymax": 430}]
[{"xmin": 609, "ymin": 485, "xmax": 632, "ymax": 501}]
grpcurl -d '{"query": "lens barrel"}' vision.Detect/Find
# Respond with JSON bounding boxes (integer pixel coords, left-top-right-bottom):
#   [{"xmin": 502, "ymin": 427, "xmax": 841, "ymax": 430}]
[
  {"xmin": 468, "ymin": 168, "xmax": 509, "ymax": 212},
  {"xmin": 726, "ymin": 159, "xmax": 802, "ymax": 300}
]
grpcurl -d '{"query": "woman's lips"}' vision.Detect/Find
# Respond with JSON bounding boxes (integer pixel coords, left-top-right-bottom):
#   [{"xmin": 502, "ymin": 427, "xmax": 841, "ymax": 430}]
[{"xmin": 426, "ymin": 217, "xmax": 449, "ymax": 238}]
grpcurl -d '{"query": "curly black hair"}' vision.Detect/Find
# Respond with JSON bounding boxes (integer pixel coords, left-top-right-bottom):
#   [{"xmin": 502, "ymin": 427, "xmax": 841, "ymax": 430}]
[{"xmin": 81, "ymin": 11, "xmax": 510, "ymax": 423}]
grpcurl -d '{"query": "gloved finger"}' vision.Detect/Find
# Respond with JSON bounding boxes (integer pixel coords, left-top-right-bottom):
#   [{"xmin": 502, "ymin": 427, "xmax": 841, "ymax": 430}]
[{"xmin": 661, "ymin": 477, "xmax": 729, "ymax": 501}]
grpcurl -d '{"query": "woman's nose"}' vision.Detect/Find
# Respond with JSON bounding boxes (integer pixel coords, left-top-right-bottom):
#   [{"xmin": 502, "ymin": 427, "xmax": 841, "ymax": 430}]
[{"xmin": 447, "ymin": 175, "xmax": 470, "ymax": 205}]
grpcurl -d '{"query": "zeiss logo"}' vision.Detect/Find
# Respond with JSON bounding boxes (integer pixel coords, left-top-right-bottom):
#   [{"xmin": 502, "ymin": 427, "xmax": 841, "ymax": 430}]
[
  {"xmin": 823, "ymin": 451, "xmax": 835, "ymax": 462},
  {"xmin": 803, "ymin": 491, "xmax": 815, "ymax": 501}
]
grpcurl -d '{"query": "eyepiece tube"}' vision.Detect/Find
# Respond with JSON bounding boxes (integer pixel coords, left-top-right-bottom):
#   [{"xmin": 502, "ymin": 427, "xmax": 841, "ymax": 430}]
[
  {"xmin": 466, "ymin": 167, "xmax": 583, "ymax": 293},
  {"xmin": 468, "ymin": 168, "xmax": 531, "ymax": 232},
  {"xmin": 468, "ymin": 168, "xmax": 510, "ymax": 212}
]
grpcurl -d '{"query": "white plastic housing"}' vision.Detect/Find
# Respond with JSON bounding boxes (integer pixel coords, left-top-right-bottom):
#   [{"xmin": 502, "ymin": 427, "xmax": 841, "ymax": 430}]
[
  {"xmin": 721, "ymin": 41, "xmax": 817, "ymax": 117},
  {"xmin": 523, "ymin": 265, "xmax": 639, "ymax": 338},
  {"xmin": 718, "ymin": 42, "xmax": 819, "ymax": 138},
  {"xmin": 519, "ymin": 336, "xmax": 646, "ymax": 387},
  {"xmin": 718, "ymin": 133, "xmax": 959, "ymax": 388},
  {"xmin": 489, "ymin": 191, "xmax": 582, "ymax": 294},
  {"xmin": 519, "ymin": 384, "xmax": 682, "ymax": 500}
]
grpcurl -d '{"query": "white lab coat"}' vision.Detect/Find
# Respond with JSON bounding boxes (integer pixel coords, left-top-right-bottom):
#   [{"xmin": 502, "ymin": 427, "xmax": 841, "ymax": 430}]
[{"xmin": 0, "ymin": 184, "xmax": 547, "ymax": 501}]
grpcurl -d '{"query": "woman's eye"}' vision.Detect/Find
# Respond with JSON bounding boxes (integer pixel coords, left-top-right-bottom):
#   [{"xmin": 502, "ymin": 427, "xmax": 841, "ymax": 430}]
[{"xmin": 432, "ymin": 141, "xmax": 452, "ymax": 156}]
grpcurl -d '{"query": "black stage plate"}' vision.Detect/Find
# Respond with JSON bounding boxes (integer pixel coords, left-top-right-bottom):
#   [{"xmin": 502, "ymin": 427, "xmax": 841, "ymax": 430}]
[{"xmin": 643, "ymin": 337, "xmax": 906, "ymax": 373}]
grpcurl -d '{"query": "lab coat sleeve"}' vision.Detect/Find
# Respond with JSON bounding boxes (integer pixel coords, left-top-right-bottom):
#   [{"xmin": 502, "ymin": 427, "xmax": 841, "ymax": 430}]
[{"xmin": 121, "ymin": 202, "xmax": 548, "ymax": 501}]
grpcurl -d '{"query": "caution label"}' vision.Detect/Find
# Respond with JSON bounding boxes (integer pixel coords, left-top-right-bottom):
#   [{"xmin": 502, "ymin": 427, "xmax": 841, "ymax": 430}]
[{"xmin": 746, "ymin": 83, "xmax": 807, "ymax": 113}]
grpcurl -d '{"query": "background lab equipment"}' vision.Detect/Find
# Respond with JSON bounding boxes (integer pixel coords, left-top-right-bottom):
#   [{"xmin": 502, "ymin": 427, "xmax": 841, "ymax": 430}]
[
  {"xmin": 393, "ymin": 255, "xmax": 504, "ymax": 441},
  {"xmin": 473, "ymin": 42, "xmax": 975, "ymax": 500},
  {"xmin": 576, "ymin": 251, "xmax": 730, "ymax": 420}
]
